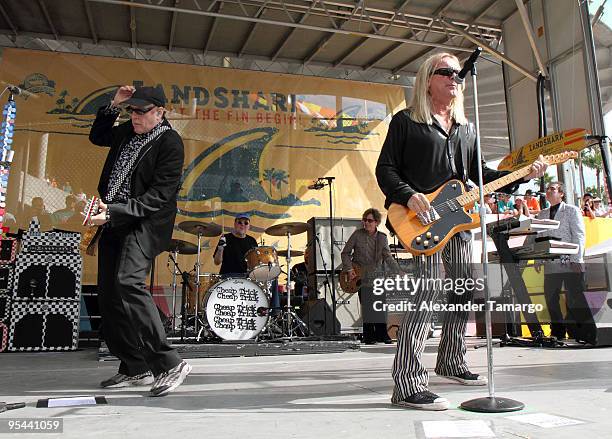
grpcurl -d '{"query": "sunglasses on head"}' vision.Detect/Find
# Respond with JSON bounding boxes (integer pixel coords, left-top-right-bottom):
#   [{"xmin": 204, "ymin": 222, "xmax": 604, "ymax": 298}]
[
  {"xmin": 126, "ymin": 106, "xmax": 156, "ymax": 115},
  {"xmin": 432, "ymin": 67, "xmax": 459, "ymax": 78},
  {"xmin": 236, "ymin": 220, "xmax": 250, "ymax": 225}
]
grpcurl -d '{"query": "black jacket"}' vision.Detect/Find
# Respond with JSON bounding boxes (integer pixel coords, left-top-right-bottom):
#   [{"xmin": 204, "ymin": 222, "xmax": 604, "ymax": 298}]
[
  {"xmin": 376, "ymin": 110, "xmax": 518, "ymax": 208},
  {"xmin": 89, "ymin": 107, "xmax": 185, "ymax": 258}
]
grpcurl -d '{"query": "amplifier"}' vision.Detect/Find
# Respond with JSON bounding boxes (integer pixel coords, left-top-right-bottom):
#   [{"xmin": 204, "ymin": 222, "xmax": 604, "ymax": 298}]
[
  {"xmin": 14, "ymin": 253, "xmax": 82, "ymax": 301},
  {"xmin": 306, "ymin": 217, "xmax": 362, "ymax": 273},
  {"xmin": 0, "ymin": 265, "xmax": 13, "ymax": 293},
  {"xmin": 0, "ymin": 237, "xmax": 17, "ymax": 263},
  {"xmin": 8, "ymin": 300, "xmax": 80, "ymax": 351},
  {"xmin": 308, "ymin": 273, "xmax": 362, "ymax": 334},
  {"xmin": 0, "ymin": 294, "xmax": 10, "ymax": 322},
  {"xmin": 21, "ymin": 219, "xmax": 80, "ymax": 254},
  {"xmin": 0, "ymin": 322, "xmax": 7, "ymax": 352}
]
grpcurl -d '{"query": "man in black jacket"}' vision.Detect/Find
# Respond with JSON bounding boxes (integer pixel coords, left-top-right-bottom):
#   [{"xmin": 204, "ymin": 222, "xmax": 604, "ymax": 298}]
[
  {"xmin": 88, "ymin": 85, "xmax": 191, "ymax": 397},
  {"xmin": 376, "ymin": 53, "xmax": 546, "ymax": 411}
]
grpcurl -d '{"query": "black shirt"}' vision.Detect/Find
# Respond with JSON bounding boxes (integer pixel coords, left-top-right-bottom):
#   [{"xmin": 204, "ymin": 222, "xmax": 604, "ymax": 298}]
[
  {"xmin": 215, "ymin": 233, "xmax": 258, "ymax": 275},
  {"xmin": 549, "ymin": 203, "xmax": 560, "ymax": 220},
  {"xmin": 376, "ymin": 110, "xmax": 518, "ymax": 208}
]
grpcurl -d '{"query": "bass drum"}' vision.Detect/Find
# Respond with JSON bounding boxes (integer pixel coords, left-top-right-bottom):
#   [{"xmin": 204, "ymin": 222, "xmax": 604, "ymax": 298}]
[{"xmin": 204, "ymin": 277, "xmax": 270, "ymax": 341}]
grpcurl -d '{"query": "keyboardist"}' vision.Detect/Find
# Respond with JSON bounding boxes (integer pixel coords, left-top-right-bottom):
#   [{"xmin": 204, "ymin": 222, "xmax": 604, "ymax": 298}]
[{"xmin": 534, "ymin": 182, "xmax": 596, "ymax": 344}]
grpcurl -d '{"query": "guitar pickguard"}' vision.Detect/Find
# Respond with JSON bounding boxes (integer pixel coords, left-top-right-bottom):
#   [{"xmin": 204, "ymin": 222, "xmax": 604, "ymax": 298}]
[{"xmin": 409, "ymin": 181, "xmax": 474, "ymax": 253}]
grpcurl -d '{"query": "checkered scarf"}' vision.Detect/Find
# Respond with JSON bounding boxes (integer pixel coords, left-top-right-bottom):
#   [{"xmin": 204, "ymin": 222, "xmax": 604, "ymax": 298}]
[{"xmin": 105, "ymin": 120, "xmax": 170, "ymax": 203}]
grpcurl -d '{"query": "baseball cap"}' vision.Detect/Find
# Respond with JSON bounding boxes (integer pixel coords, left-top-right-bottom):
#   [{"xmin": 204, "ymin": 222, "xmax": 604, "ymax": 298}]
[
  {"xmin": 235, "ymin": 213, "xmax": 251, "ymax": 220},
  {"xmin": 122, "ymin": 86, "xmax": 166, "ymax": 107}
]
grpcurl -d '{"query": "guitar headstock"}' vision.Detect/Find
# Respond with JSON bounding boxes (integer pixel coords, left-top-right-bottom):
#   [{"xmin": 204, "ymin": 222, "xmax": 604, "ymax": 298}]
[
  {"xmin": 543, "ymin": 151, "xmax": 579, "ymax": 165},
  {"xmin": 82, "ymin": 196, "xmax": 100, "ymax": 226}
]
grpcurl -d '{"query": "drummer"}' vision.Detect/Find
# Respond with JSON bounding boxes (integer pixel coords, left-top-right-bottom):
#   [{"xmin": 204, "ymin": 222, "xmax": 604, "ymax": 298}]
[
  {"xmin": 213, "ymin": 213, "xmax": 281, "ymax": 314},
  {"xmin": 213, "ymin": 213, "xmax": 258, "ymax": 276}
]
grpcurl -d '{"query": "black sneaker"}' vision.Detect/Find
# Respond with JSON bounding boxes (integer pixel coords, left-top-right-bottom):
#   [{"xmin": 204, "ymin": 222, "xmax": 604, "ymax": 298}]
[
  {"xmin": 440, "ymin": 371, "xmax": 487, "ymax": 386},
  {"xmin": 392, "ymin": 390, "xmax": 449, "ymax": 411},
  {"xmin": 150, "ymin": 360, "xmax": 192, "ymax": 397},
  {"xmin": 100, "ymin": 372, "xmax": 154, "ymax": 388}
]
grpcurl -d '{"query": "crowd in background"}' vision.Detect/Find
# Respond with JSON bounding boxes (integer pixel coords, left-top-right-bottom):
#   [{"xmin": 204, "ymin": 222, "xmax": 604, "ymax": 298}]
[{"xmin": 474, "ymin": 189, "xmax": 611, "ymax": 219}]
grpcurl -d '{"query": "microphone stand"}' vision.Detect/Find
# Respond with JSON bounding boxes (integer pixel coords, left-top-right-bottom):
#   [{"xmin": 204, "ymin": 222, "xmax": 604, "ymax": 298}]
[
  {"xmin": 459, "ymin": 55, "xmax": 524, "ymax": 413},
  {"xmin": 321, "ymin": 177, "xmax": 338, "ymax": 335}
]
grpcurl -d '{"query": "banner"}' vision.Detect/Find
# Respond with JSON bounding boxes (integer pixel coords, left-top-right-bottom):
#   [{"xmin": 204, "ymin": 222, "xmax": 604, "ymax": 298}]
[{"xmin": 0, "ymin": 48, "xmax": 405, "ymax": 283}]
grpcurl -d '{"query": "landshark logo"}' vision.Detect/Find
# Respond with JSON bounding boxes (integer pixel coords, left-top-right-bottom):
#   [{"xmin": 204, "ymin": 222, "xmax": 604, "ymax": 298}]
[
  {"xmin": 179, "ymin": 127, "xmax": 320, "ymax": 220},
  {"xmin": 18, "ymin": 73, "xmax": 55, "ymax": 97},
  {"xmin": 301, "ymin": 104, "xmax": 379, "ymax": 145}
]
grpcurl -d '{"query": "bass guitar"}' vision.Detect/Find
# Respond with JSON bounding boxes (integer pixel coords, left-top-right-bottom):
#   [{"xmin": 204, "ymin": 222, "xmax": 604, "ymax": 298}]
[{"xmin": 387, "ymin": 151, "xmax": 577, "ymax": 256}]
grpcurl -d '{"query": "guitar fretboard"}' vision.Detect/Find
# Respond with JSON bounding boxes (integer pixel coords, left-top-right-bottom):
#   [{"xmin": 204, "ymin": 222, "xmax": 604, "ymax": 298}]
[{"xmin": 456, "ymin": 166, "xmax": 531, "ymax": 206}]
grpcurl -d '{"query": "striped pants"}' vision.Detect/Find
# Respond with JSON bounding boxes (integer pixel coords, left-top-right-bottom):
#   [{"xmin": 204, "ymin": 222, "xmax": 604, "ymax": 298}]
[{"xmin": 391, "ymin": 234, "xmax": 473, "ymax": 401}]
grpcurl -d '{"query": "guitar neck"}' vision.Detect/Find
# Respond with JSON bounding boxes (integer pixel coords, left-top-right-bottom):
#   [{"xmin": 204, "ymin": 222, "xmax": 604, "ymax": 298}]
[{"xmin": 456, "ymin": 166, "xmax": 531, "ymax": 207}]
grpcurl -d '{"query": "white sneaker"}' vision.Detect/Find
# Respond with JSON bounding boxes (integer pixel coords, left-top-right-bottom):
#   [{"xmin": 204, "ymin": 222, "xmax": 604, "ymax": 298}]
[
  {"xmin": 150, "ymin": 361, "xmax": 192, "ymax": 397},
  {"xmin": 100, "ymin": 372, "xmax": 154, "ymax": 388}
]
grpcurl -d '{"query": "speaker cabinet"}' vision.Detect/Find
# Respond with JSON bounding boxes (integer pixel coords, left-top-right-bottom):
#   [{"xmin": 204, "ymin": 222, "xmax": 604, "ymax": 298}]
[
  {"xmin": 0, "ymin": 265, "xmax": 13, "ymax": 293},
  {"xmin": 307, "ymin": 217, "xmax": 362, "ymax": 273},
  {"xmin": 308, "ymin": 273, "xmax": 362, "ymax": 334},
  {"xmin": 0, "ymin": 294, "xmax": 10, "ymax": 322},
  {"xmin": 8, "ymin": 300, "xmax": 80, "ymax": 351},
  {"xmin": 298, "ymin": 299, "xmax": 341, "ymax": 336},
  {"xmin": 0, "ymin": 238, "xmax": 17, "ymax": 264},
  {"xmin": 14, "ymin": 253, "xmax": 81, "ymax": 301}
]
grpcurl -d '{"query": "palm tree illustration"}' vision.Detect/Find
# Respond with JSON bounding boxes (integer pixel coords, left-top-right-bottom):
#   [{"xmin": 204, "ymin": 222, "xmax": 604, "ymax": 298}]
[
  {"xmin": 262, "ymin": 168, "xmax": 276, "ymax": 198},
  {"xmin": 56, "ymin": 90, "xmax": 68, "ymax": 110},
  {"xmin": 273, "ymin": 169, "xmax": 289, "ymax": 199}
]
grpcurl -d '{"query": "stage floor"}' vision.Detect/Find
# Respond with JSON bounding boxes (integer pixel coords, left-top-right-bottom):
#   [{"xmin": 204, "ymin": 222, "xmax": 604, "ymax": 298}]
[{"xmin": 1, "ymin": 338, "xmax": 611, "ymax": 438}]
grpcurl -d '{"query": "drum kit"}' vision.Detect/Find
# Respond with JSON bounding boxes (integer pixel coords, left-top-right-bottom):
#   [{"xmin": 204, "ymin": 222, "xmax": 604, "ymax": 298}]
[{"xmin": 167, "ymin": 219, "xmax": 312, "ymax": 343}]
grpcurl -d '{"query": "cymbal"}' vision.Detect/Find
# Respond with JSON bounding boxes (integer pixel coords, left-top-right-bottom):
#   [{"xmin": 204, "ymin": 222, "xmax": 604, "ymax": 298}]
[
  {"xmin": 265, "ymin": 222, "xmax": 308, "ymax": 236},
  {"xmin": 167, "ymin": 239, "xmax": 198, "ymax": 255},
  {"xmin": 177, "ymin": 220, "xmax": 222, "ymax": 237},
  {"xmin": 277, "ymin": 249, "xmax": 305, "ymax": 257}
]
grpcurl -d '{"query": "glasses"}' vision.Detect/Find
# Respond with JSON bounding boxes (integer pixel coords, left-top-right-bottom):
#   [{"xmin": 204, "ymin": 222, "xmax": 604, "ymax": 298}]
[
  {"xmin": 126, "ymin": 106, "xmax": 156, "ymax": 115},
  {"xmin": 236, "ymin": 220, "xmax": 250, "ymax": 225},
  {"xmin": 362, "ymin": 218, "xmax": 376, "ymax": 223},
  {"xmin": 432, "ymin": 67, "xmax": 459, "ymax": 78},
  {"xmin": 546, "ymin": 186, "xmax": 560, "ymax": 192}
]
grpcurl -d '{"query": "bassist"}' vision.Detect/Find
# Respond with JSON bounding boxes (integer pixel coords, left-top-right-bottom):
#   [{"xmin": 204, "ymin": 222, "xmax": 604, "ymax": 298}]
[{"xmin": 375, "ymin": 53, "xmax": 547, "ymax": 411}]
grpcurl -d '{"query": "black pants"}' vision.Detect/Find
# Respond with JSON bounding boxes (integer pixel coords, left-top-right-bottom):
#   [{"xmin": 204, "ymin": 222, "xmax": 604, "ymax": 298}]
[
  {"xmin": 359, "ymin": 284, "xmax": 390, "ymax": 343},
  {"xmin": 98, "ymin": 228, "xmax": 181, "ymax": 377},
  {"xmin": 544, "ymin": 271, "xmax": 596, "ymax": 343}
]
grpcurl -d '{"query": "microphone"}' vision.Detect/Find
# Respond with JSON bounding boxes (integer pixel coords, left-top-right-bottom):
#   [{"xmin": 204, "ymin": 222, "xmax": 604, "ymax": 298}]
[
  {"xmin": 7, "ymin": 85, "xmax": 21, "ymax": 95},
  {"xmin": 308, "ymin": 182, "xmax": 325, "ymax": 190},
  {"xmin": 585, "ymin": 134, "xmax": 608, "ymax": 141},
  {"xmin": 454, "ymin": 47, "xmax": 483, "ymax": 84}
]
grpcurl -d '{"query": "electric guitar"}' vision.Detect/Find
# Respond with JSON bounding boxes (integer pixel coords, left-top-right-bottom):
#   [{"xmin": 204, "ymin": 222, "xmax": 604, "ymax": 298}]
[
  {"xmin": 387, "ymin": 151, "xmax": 578, "ymax": 256},
  {"xmin": 79, "ymin": 196, "xmax": 100, "ymax": 256},
  {"xmin": 339, "ymin": 263, "xmax": 362, "ymax": 294}
]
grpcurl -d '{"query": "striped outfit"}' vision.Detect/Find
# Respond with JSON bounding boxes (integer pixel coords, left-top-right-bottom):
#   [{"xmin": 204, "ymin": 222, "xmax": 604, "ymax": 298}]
[{"xmin": 391, "ymin": 234, "xmax": 473, "ymax": 402}]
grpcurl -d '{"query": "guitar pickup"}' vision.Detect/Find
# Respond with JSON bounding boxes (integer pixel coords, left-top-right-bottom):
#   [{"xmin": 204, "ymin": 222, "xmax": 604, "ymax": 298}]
[{"xmin": 416, "ymin": 207, "xmax": 440, "ymax": 226}]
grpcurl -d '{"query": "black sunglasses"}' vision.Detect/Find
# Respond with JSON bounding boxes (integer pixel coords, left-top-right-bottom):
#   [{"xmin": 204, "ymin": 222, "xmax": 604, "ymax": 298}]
[
  {"xmin": 236, "ymin": 220, "xmax": 250, "ymax": 225},
  {"xmin": 432, "ymin": 67, "xmax": 459, "ymax": 78},
  {"xmin": 126, "ymin": 106, "xmax": 156, "ymax": 115},
  {"xmin": 362, "ymin": 218, "xmax": 376, "ymax": 223}
]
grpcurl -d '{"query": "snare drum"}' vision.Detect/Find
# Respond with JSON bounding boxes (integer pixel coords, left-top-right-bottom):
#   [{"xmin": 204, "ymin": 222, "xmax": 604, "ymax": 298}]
[
  {"xmin": 245, "ymin": 246, "xmax": 280, "ymax": 282},
  {"xmin": 204, "ymin": 277, "xmax": 269, "ymax": 340},
  {"xmin": 187, "ymin": 273, "xmax": 222, "ymax": 314}
]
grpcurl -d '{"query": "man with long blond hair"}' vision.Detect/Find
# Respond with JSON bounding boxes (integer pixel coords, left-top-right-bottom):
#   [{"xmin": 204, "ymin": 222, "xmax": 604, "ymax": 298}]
[{"xmin": 376, "ymin": 52, "xmax": 546, "ymax": 410}]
